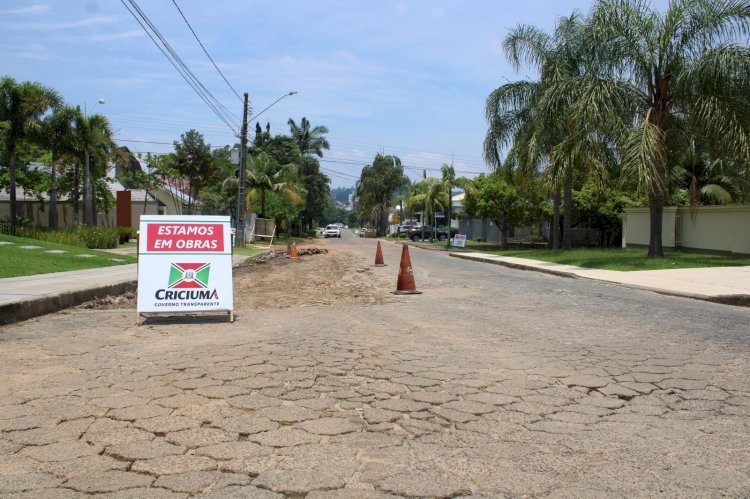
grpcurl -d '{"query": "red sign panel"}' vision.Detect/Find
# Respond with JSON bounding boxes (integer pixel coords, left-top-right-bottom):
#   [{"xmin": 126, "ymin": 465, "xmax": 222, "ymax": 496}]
[{"xmin": 146, "ymin": 223, "xmax": 224, "ymax": 252}]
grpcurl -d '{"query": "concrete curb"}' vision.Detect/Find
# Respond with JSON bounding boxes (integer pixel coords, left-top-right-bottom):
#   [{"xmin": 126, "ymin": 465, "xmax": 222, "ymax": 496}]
[
  {"xmin": 389, "ymin": 239, "xmax": 454, "ymax": 252},
  {"xmin": 450, "ymin": 252, "xmax": 750, "ymax": 307},
  {"xmin": 0, "ymin": 250, "xmax": 274, "ymax": 326},
  {"xmin": 0, "ymin": 280, "xmax": 137, "ymax": 326},
  {"xmin": 449, "ymin": 252, "xmax": 577, "ymax": 278}
]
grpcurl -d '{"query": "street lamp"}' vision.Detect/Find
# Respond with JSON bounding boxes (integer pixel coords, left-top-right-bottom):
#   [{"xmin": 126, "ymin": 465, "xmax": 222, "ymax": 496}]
[
  {"xmin": 251, "ymin": 91, "xmax": 298, "ymax": 123},
  {"xmin": 235, "ymin": 91, "xmax": 298, "ymax": 247},
  {"xmin": 86, "ymin": 98, "xmax": 106, "ymax": 116}
]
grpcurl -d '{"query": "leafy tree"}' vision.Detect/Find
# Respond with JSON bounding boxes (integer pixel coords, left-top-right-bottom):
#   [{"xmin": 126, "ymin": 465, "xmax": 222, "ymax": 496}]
[
  {"xmin": 172, "ymin": 129, "xmax": 213, "ymax": 214},
  {"xmin": 321, "ymin": 202, "xmax": 357, "ymax": 227},
  {"xmin": 288, "ymin": 117, "xmax": 330, "ymax": 157},
  {"xmin": 263, "ymin": 190, "xmax": 301, "ymax": 238},
  {"xmin": 463, "ymin": 173, "xmax": 532, "ymax": 248},
  {"xmin": 356, "ymin": 154, "xmax": 409, "ymax": 236},
  {"xmin": 573, "ymin": 182, "xmax": 631, "ymax": 247},
  {"xmin": 0, "ymin": 139, "xmax": 52, "ymax": 206},
  {"xmin": 257, "ymin": 134, "xmax": 302, "ymax": 166},
  {"xmin": 0, "ymin": 77, "xmax": 62, "ymax": 228},
  {"xmin": 198, "ymin": 146, "xmax": 238, "ymax": 217},
  {"xmin": 298, "ymin": 156, "xmax": 330, "ymax": 233},
  {"xmin": 564, "ymin": 0, "xmax": 750, "ymax": 257}
]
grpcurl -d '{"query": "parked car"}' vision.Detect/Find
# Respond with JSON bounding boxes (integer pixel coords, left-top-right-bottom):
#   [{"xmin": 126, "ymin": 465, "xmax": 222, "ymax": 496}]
[
  {"xmin": 407, "ymin": 225, "xmax": 448, "ymax": 242},
  {"xmin": 396, "ymin": 224, "xmax": 418, "ymax": 237},
  {"xmin": 323, "ymin": 224, "xmax": 341, "ymax": 238}
]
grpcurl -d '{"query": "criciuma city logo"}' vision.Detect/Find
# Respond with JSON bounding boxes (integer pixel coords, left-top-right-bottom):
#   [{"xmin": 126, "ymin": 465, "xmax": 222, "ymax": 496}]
[{"xmin": 154, "ymin": 263, "xmax": 219, "ymax": 300}]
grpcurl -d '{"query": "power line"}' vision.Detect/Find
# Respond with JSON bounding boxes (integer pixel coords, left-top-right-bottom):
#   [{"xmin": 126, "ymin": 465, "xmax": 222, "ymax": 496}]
[
  {"xmin": 171, "ymin": 0, "xmax": 244, "ymax": 103},
  {"xmin": 110, "ymin": 113, "xmax": 488, "ymax": 170},
  {"xmin": 319, "ymin": 166, "xmax": 359, "ymax": 180},
  {"xmin": 117, "ymin": 138, "xmax": 174, "ymax": 145},
  {"xmin": 120, "ymin": 0, "xmax": 240, "ymax": 133}
]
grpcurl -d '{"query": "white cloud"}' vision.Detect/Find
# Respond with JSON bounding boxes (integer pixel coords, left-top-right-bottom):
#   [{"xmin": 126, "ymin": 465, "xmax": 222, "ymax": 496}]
[
  {"xmin": 92, "ymin": 30, "xmax": 144, "ymax": 41},
  {"xmin": 2, "ymin": 42, "xmax": 53, "ymax": 61},
  {"xmin": 3, "ymin": 4, "xmax": 50, "ymax": 15},
  {"xmin": 7, "ymin": 15, "xmax": 117, "ymax": 30}
]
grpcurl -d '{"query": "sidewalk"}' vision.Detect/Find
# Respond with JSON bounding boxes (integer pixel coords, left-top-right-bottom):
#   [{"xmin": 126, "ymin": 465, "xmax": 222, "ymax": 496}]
[
  {"xmin": 451, "ymin": 252, "xmax": 750, "ymax": 306},
  {"xmin": 0, "ymin": 253, "xmax": 260, "ymax": 325}
]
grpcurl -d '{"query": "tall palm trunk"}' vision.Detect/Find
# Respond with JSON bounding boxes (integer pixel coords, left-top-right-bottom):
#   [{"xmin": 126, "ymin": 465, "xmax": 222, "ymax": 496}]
[
  {"xmin": 91, "ymin": 156, "xmax": 98, "ymax": 226},
  {"xmin": 552, "ymin": 186, "xmax": 561, "ymax": 250},
  {"xmin": 446, "ymin": 186, "xmax": 452, "ymax": 248},
  {"xmin": 562, "ymin": 161, "xmax": 573, "ymax": 250},
  {"xmin": 49, "ymin": 155, "xmax": 58, "ymax": 229},
  {"xmin": 72, "ymin": 162, "xmax": 80, "ymax": 225},
  {"xmin": 83, "ymin": 147, "xmax": 93, "ymax": 226},
  {"xmin": 8, "ymin": 147, "xmax": 17, "ymax": 231},
  {"xmin": 647, "ymin": 190, "xmax": 664, "ymax": 258},
  {"xmin": 647, "ymin": 95, "xmax": 668, "ymax": 258}
]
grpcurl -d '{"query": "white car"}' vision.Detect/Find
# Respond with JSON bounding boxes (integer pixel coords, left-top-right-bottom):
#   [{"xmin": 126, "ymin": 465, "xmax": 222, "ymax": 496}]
[{"xmin": 323, "ymin": 224, "xmax": 341, "ymax": 238}]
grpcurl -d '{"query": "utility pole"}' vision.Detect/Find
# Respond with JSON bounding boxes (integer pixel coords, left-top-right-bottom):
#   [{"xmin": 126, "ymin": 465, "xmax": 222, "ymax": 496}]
[{"xmin": 235, "ymin": 92, "xmax": 249, "ymax": 247}]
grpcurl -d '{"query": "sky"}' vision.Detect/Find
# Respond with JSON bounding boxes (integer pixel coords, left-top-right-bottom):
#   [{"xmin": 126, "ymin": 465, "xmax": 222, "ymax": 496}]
[{"xmin": 2, "ymin": 0, "xmax": 670, "ymax": 187}]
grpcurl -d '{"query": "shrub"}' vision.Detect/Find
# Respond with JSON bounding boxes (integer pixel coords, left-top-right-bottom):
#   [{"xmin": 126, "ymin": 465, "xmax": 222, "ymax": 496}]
[
  {"xmin": 17, "ymin": 226, "xmax": 119, "ymax": 249},
  {"xmin": 116, "ymin": 226, "xmax": 135, "ymax": 244},
  {"xmin": 475, "ymin": 237, "xmax": 482, "ymax": 242}
]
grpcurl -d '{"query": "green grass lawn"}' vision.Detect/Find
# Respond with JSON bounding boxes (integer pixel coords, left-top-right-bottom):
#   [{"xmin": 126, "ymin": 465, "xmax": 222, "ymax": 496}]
[
  {"xmin": 476, "ymin": 247, "xmax": 750, "ymax": 271},
  {"xmin": 0, "ymin": 234, "xmax": 137, "ymax": 278}
]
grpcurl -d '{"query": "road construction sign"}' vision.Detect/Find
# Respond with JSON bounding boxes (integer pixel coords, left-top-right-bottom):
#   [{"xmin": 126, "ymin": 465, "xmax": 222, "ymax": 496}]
[
  {"xmin": 136, "ymin": 215, "xmax": 234, "ymax": 321},
  {"xmin": 453, "ymin": 234, "xmax": 467, "ymax": 248}
]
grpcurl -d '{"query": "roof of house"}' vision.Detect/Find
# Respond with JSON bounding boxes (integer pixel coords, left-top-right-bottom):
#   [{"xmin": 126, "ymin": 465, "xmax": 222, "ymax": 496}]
[{"xmin": 0, "ymin": 163, "xmax": 157, "ymax": 203}]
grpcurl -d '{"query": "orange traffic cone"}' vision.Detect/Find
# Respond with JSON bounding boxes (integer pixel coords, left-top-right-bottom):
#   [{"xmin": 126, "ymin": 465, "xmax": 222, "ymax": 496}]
[
  {"xmin": 373, "ymin": 240, "xmax": 387, "ymax": 267},
  {"xmin": 289, "ymin": 242, "xmax": 299, "ymax": 260},
  {"xmin": 394, "ymin": 244, "xmax": 422, "ymax": 295}
]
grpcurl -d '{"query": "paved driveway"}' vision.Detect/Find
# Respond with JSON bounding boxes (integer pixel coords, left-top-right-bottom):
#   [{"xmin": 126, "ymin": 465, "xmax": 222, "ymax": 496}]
[{"xmin": 1, "ymin": 233, "xmax": 748, "ymax": 497}]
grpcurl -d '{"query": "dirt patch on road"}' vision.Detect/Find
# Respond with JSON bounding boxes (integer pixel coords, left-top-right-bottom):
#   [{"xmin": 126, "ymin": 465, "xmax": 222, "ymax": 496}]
[
  {"xmin": 235, "ymin": 247, "xmax": 396, "ymax": 309},
  {"xmin": 81, "ymin": 247, "xmax": 396, "ymax": 310}
]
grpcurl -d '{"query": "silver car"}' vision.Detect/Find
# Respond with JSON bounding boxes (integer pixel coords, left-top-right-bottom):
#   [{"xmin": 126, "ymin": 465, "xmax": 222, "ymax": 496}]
[{"xmin": 323, "ymin": 224, "xmax": 341, "ymax": 238}]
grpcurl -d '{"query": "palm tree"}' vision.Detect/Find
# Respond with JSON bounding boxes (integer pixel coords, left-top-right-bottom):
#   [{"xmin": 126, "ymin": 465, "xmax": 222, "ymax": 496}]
[
  {"xmin": 438, "ymin": 164, "xmax": 474, "ymax": 247},
  {"xmin": 244, "ymin": 151, "xmax": 303, "ymax": 218},
  {"xmin": 288, "ymin": 117, "xmax": 330, "ymax": 157},
  {"xmin": 356, "ymin": 154, "xmax": 409, "ymax": 236},
  {"xmin": 0, "ymin": 77, "xmax": 62, "ymax": 229},
  {"xmin": 74, "ymin": 110, "xmax": 115, "ymax": 226},
  {"xmin": 34, "ymin": 106, "xmax": 78, "ymax": 229},
  {"xmin": 486, "ymin": 14, "xmax": 607, "ymax": 250},
  {"xmin": 674, "ymin": 139, "xmax": 742, "ymax": 206},
  {"xmin": 563, "ymin": 0, "xmax": 750, "ymax": 257}
]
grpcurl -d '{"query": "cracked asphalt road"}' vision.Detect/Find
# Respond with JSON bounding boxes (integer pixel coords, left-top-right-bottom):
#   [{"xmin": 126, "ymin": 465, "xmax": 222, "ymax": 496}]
[{"xmin": 1, "ymin": 231, "xmax": 749, "ymax": 497}]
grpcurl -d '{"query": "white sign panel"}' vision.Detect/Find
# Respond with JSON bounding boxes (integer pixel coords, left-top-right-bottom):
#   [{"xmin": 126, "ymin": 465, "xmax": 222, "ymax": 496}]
[
  {"xmin": 453, "ymin": 234, "xmax": 467, "ymax": 248},
  {"xmin": 137, "ymin": 215, "xmax": 233, "ymax": 314}
]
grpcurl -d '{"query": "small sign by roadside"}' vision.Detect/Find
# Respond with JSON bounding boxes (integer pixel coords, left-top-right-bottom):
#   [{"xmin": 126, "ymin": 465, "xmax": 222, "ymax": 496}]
[
  {"xmin": 136, "ymin": 215, "xmax": 234, "ymax": 323},
  {"xmin": 435, "ymin": 212, "xmax": 445, "ymax": 218},
  {"xmin": 453, "ymin": 234, "xmax": 467, "ymax": 248}
]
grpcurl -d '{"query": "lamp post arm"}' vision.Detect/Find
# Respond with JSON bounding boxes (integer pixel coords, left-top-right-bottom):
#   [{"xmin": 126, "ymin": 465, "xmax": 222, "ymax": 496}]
[{"xmin": 250, "ymin": 91, "xmax": 297, "ymax": 123}]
